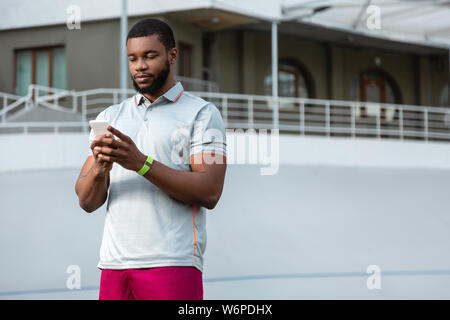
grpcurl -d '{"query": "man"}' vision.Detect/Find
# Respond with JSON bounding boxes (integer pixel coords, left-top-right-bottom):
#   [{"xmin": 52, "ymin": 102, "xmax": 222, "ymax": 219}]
[{"xmin": 74, "ymin": 18, "xmax": 227, "ymax": 300}]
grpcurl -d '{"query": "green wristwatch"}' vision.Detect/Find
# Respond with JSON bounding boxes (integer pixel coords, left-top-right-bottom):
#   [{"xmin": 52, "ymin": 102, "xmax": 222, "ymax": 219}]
[{"xmin": 137, "ymin": 155, "xmax": 154, "ymax": 175}]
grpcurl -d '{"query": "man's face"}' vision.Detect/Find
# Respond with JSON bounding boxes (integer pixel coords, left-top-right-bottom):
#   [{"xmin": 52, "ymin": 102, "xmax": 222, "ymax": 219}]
[{"xmin": 127, "ymin": 35, "xmax": 172, "ymax": 95}]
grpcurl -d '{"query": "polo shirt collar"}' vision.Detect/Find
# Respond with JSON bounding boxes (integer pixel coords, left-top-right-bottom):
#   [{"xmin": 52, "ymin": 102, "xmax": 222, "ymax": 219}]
[
  {"xmin": 163, "ymin": 81, "xmax": 184, "ymax": 102},
  {"xmin": 134, "ymin": 81, "xmax": 184, "ymax": 107}
]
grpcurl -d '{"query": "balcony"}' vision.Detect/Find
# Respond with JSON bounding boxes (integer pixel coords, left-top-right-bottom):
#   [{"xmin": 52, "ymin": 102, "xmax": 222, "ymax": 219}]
[{"xmin": 1, "ymin": 83, "xmax": 449, "ymax": 143}]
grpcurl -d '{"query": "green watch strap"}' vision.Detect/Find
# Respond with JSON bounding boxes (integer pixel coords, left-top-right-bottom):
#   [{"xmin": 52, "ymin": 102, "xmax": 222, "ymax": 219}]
[{"xmin": 137, "ymin": 155, "xmax": 154, "ymax": 175}]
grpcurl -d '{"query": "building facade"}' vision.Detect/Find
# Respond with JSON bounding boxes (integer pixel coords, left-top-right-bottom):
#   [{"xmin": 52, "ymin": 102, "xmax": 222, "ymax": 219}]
[{"xmin": 1, "ymin": 3, "xmax": 449, "ymax": 106}]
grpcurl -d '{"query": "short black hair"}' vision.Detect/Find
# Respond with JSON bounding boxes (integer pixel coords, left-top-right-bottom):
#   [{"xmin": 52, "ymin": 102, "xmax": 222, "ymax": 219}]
[{"xmin": 127, "ymin": 18, "xmax": 176, "ymax": 52}]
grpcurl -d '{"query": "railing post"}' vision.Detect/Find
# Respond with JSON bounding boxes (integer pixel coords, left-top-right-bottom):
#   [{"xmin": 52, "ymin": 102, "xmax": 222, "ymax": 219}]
[
  {"xmin": 248, "ymin": 97, "xmax": 254, "ymax": 129},
  {"xmin": 2, "ymin": 97, "xmax": 7, "ymax": 123},
  {"xmin": 424, "ymin": 108, "xmax": 428, "ymax": 142},
  {"xmin": 376, "ymin": 104, "xmax": 381, "ymax": 139},
  {"xmin": 325, "ymin": 102, "xmax": 330, "ymax": 137},
  {"xmin": 351, "ymin": 103, "xmax": 356, "ymax": 138},
  {"xmin": 222, "ymin": 96, "xmax": 228, "ymax": 128},
  {"xmin": 82, "ymin": 94, "xmax": 88, "ymax": 132},
  {"xmin": 300, "ymin": 101, "xmax": 305, "ymax": 135},
  {"xmin": 399, "ymin": 106, "xmax": 404, "ymax": 140},
  {"xmin": 113, "ymin": 92, "xmax": 118, "ymax": 105},
  {"xmin": 72, "ymin": 92, "xmax": 77, "ymax": 113},
  {"xmin": 28, "ymin": 85, "xmax": 34, "ymax": 110},
  {"xmin": 35, "ymin": 87, "xmax": 39, "ymax": 109}
]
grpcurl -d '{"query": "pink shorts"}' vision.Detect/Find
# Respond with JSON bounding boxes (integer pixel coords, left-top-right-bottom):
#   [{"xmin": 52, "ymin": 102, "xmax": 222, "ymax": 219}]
[{"xmin": 99, "ymin": 266, "xmax": 203, "ymax": 300}]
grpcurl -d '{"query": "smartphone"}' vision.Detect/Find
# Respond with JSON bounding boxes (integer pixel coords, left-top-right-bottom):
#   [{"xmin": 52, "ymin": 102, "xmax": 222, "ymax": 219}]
[{"xmin": 89, "ymin": 120, "xmax": 110, "ymax": 137}]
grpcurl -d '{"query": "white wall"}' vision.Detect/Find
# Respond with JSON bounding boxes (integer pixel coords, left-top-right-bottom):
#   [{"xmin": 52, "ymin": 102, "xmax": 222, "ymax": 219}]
[
  {"xmin": 279, "ymin": 135, "xmax": 450, "ymax": 169},
  {"xmin": 2, "ymin": 133, "xmax": 450, "ymax": 299},
  {"xmin": 1, "ymin": 133, "xmax": 450, "ymax": 173}
]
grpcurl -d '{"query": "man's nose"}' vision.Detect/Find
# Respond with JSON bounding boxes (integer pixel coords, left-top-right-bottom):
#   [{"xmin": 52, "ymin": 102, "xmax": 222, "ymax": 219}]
[{"xmin": 135, "ymin": 58, "xmax": 148, "ymax": 71}]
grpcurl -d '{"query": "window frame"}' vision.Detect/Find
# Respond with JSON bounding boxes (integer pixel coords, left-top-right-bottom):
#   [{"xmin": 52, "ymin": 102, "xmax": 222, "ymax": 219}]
[
  {"xmin": 264, "ymin": 58, "xmax": 315, "ymax": 109},
  {"xmin": 14, "ymin": 45, "xmax": 65, "ymax": 95}
]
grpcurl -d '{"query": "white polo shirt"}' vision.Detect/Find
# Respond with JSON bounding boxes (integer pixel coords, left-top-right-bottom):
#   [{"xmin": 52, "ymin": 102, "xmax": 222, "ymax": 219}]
[{"xmin": 87, "ymin": 81, "xmax": 227, "ymax": 272}]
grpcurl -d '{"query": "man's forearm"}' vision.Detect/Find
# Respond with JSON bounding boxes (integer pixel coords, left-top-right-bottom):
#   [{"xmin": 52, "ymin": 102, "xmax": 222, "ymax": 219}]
[
  {"xmin": 141, "ymin": 160, "xmax": 221, "ymax": 210},
  {"xmin": 76, "ymin": 166, "xmax": 109, "ymax": 213}
]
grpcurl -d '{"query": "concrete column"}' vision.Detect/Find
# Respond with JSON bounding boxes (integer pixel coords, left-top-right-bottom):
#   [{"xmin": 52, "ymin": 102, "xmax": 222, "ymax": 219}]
[{"xmin": 330, "ymin": 46, "xmax": 344, "ymax": 100}]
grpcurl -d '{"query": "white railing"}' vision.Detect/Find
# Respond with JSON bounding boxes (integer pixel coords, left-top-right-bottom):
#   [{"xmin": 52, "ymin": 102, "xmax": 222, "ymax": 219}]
[
  {"xmin": 0, "ymin": 87, "xmax": 34, "ymax": 123},
  {"xmin": 190, "ymin": 92, "xmax": 450, "ymax": 141},
  {"xmin": 0, "ymin": 121, "xmax": 88, "ymax": 134},
  {"xmin": 1, "ymin": 85, "xmax": 450, "ymax": 142}
]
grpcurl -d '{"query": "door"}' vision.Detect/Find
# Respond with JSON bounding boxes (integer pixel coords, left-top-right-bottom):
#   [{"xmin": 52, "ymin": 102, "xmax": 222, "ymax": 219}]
[{"xmin": 359, "ymin": 73, "xmax": 387, "ymax": 120}]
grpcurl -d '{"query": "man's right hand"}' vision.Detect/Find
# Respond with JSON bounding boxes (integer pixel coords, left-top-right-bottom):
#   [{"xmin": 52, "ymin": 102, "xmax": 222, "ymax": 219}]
[{"xmin": 90, "ymin": 133, "xmax": 114, "ymax": 176}]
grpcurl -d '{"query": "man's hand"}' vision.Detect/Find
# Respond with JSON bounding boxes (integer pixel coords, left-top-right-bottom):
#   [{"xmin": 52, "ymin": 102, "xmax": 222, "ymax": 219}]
[
  {"xmin": 94, "ymin": 125, "xmax": 147, "ymax": 172},
  {"xmin": 90, "ymin": 133, "xmax": 114, "ymax": 176}
]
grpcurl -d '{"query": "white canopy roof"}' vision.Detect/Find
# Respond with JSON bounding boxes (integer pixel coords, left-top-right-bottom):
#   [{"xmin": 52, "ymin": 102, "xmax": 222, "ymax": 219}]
[
  {"xmin": 1, "ymin": 0, "xmax": 448, "ymax": 50},
  {"xmin": 281, "ymin": 0, "xmax": 450, "ymax": 49},
  {"xmin": 0, "ymin": 0, "xmax": 279, "ymax": 31}
]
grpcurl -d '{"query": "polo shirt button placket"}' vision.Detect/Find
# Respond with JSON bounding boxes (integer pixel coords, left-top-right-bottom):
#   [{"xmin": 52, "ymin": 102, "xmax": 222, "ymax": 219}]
[
  {"xmin": 145, "ymin": 105, "xmax": 152, "ymax": 121},
  {"xmin": 139, "ymin": 105, "xmax": 145, "ymax": 121}
]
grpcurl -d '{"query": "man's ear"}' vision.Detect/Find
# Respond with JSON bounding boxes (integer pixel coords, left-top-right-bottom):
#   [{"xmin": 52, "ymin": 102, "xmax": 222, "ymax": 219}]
[{"xmin": 169, "ymin": 47, "xmax": 178, "ymax": 65}]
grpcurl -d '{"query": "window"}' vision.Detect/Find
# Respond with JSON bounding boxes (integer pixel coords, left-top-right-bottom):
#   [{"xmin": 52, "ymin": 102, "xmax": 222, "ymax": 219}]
[
  {"xmin": 15, "ymin": 46, "xmax": 66, "ymax": 96},
  {"xmin": 178, "ymin": 42, "xmax": 192, "ymax": 77},
  {"xmin": 264, "ymin": 58, "xmax": 314, "ymax": 110},
  {"xmin": 264, "ymin": 59, "xmax": 314, "ymax": 107}
]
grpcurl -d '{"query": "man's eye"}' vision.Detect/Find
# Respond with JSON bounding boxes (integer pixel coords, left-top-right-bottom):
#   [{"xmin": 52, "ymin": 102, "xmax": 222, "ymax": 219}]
[{"xmin": 147, "ymin": 56, "xmax": 157, "ymax": 59}]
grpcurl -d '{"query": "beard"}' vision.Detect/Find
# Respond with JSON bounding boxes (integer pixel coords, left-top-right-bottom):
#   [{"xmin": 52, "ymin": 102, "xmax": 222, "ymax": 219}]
[{"xmin": 131, "ymin": 59, "xmax": 170, "ymax": 95}]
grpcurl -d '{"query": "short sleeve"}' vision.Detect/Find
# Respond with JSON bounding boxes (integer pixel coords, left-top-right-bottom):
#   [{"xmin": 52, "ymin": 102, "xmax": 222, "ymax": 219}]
[
  {"xmin": 87, "ymin": 110, "xmax": 106, "ymax": 156},
  {"xmin": 190, "ymin": 103, "xmax": 227, "ymax": 158}
]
